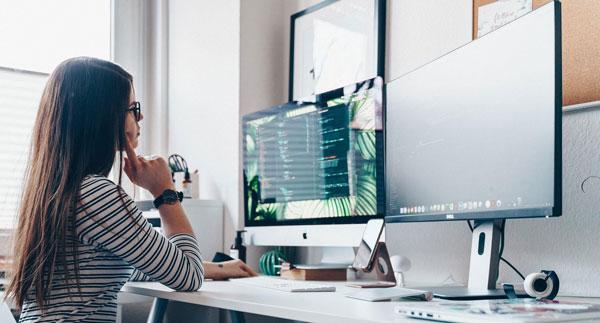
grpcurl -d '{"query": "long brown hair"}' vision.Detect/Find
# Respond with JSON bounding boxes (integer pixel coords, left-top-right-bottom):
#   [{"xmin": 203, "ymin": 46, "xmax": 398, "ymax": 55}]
[{"xmin": 6, "ymin": 57, "xmax": 133, "ymax": 309}]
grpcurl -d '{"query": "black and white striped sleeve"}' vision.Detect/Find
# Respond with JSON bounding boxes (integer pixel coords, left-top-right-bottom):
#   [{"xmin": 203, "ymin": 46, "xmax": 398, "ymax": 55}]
[
  {"xmin": 75, "ymin": 176, "xmax": 204, "ymax": 291},
  {"xmin": 129, "ymin": 234, "xmax": 202, "ymax": 283}
]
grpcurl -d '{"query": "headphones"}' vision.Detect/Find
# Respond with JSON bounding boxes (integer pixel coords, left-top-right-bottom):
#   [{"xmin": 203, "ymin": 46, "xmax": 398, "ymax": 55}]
[
  {"xmin": 523, "ymin": 270, "xmax": 560, "ymax": 299},
  {"xmin": 504, "ymin": 270, "xmax": 559, "ymax": 300}
]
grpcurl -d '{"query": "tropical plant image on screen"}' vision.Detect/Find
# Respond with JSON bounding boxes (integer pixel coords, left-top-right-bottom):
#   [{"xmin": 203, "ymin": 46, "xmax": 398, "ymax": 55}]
[{"xmin": 243, "ymin": 80, "xmax": 383, "ymax": 224}]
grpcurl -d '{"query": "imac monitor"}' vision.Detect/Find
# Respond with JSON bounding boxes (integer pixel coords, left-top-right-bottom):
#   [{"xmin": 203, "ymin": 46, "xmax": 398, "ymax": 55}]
[
  {"xmin": 385, "ymin": 2, "xmax": 561, "ymax": 299},
  {"xmin": 243, "ymin": 78, "xmax": 384, "ymax": 247}
]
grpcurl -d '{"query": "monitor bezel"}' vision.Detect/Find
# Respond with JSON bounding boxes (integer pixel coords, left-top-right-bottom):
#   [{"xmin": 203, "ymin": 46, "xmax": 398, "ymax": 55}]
[
  {"xmin": 288, "ymin": 0, "xmax": 386, "ymax": 101},
  {"xmin": 243, "ymin": 78, "xmax": 385, "ymax": 228},
  {"xmin": 385, "ymin": 1, "xmax": 562, "ymax": 223}
]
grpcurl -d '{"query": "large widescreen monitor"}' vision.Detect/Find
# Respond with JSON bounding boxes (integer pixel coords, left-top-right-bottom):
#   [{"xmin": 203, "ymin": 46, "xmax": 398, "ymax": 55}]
[
  {"xmin": 242, "ymin": 78, "xmax": 384, "ymax": 246},
  {"xmin": 385, "ymin": 2, "xmax": 561, "ymax": 223},
  {"xmin": 385, "ymin": 1, "xmax": 561, "ymax": 300}
]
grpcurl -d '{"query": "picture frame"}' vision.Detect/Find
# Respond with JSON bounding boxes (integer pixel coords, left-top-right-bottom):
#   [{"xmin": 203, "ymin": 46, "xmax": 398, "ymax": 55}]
[{"xmin": 289, "ymin": 0, "xmax": 386, "ymax": 101}]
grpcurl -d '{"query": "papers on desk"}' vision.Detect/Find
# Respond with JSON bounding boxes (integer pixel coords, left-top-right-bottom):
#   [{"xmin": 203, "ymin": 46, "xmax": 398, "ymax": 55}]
[{"xmin": 395, "ymin": 298, "xmax": 600, "ymax": 323}]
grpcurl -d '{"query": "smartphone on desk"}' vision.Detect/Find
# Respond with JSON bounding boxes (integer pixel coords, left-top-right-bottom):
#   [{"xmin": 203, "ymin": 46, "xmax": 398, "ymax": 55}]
[{"xmin": 351, "ymin": 218, "xmax": 384, "ymax": 272}]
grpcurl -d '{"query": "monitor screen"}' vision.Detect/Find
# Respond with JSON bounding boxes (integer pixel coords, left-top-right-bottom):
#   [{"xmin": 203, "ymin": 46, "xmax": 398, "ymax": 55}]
[
  {"xmin": 243, "ymin": 78, "xmax": 384, "ymax": 226},
  {"xmin": 385, "ymin": 3, "xmax": 561, "ymax": 222}
]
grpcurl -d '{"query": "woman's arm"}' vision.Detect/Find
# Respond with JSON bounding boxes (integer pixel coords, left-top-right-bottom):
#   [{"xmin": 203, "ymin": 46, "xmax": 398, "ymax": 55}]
[
  {"xmin": 122, "ymin": 140, "xmax": 257, "ymax": 281},
  {"xmin": 153, "ymin": 203, "xmax": 194, "ymax": 237},
  {"xmin": 203, "ymin": 260, "xmax": 257, "ymax": 280},
  {"xmin": 123, "ymin": 141, "xmax": 194, "ymax": 238},
  {"xmin": 76, "ymin": 177, "xmax": 203, "ymax": 291}
]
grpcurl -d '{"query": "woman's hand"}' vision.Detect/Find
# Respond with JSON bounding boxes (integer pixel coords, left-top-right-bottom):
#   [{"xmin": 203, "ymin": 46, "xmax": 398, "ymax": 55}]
[
  {"xmin": 204, "ymin": 260, "xmax": 258, "ymax": 280},
  {"xmin": 123, "ymin": 139, "xmax": 174, "ymax": 197}
]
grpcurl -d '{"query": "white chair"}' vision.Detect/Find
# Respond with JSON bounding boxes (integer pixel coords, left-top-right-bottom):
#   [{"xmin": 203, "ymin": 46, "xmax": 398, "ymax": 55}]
[{"xmin": 0, "ymin": 301, "xmax": 16, "ymax": 323}]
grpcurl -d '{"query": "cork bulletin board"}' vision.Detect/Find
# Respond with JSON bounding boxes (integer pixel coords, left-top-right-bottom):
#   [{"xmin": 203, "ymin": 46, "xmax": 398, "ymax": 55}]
[{"xmin": 473, "ymin": 0, "xmax": 600, "ymax": 106}]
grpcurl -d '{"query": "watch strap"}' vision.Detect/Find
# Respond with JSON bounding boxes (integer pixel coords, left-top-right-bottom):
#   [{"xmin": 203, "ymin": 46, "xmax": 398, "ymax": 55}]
[{"xmin": 153, "ymin": 189, "xmax": 184, "ymax": 209}]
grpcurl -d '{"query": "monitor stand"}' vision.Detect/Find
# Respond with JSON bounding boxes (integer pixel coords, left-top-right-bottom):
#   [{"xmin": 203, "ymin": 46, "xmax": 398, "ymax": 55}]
[
  {"xmin": 427, "ymin": 219, "xmax": 527, "ymax": 300},
  {"xmin": 296, "ymin": 246, "xmax": 354, "ymax": 269},
  {"xmin": 321, "ymin": 246, "xmax": 355, "ymax": 266}
]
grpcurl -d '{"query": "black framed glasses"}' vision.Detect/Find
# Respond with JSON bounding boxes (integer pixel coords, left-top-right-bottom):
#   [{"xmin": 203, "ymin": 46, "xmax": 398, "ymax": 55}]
[{"xmin": 126, "ymin": 101, "xmax": 142, "ymax": 121}]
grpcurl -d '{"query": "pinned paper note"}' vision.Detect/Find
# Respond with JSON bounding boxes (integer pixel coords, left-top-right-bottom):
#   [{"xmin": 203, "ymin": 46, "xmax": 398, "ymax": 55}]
[{"xmin": 477, "ymin": 0, "xmax": 532, "ymax": 37}]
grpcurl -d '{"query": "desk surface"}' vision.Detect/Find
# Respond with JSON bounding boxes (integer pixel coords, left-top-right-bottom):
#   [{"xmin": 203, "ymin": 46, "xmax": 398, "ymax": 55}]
[
  {"xmin": 123, "ymin": 281, "xmax": 600, "ymax": 323},
  {"xmin": 124, "ymin": 281, "xmax": 408, "ymax": 323}
]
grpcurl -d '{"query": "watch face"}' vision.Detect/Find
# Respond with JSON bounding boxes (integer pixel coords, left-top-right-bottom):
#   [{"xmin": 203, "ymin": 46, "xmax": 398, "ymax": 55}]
[{"xmin": 163, "ymin": 190, "xmax": 178, "ymax": 203}]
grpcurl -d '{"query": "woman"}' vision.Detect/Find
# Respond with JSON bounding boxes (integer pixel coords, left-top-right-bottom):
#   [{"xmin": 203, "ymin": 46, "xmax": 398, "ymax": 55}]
[{"xmin": 6, "ymin": 57, "xmax": 256, "ymax": 322}]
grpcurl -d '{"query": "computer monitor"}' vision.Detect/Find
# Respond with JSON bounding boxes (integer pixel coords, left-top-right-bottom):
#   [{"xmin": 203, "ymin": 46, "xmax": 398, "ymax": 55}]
[
  {"xmin": 242, "ymin": 77, "xmax": 384, "ymax": 247},
  {"xmin": 385, "ymin": 2, "xmax": 561, "ymax": 299}
]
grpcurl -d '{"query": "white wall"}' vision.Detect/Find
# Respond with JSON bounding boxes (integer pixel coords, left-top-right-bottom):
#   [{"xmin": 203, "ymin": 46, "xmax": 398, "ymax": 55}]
[
  {"xmin": 168, "ymin": 0, "xmax": 240, "ymax": 254},
  {"xmin": 386, "ymin": 0, "xmax": 472, "ymax": 80},
  {"xmin": 240, "ymin": 1, "xmax": 287, "ymax": 115}
]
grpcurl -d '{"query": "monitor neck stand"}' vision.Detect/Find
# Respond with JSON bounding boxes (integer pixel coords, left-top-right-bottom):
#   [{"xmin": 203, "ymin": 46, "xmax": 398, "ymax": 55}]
[
  {"xmin": 428, "ymin": 219, "xmax": 527, "ymax": 300},
  {"xmin": 346, "ymin": 242, "xmax": 396, "ymax": 287},
  {"xmin": 319, "ymin": 246, "xmax": 355, "ymax": 266}
]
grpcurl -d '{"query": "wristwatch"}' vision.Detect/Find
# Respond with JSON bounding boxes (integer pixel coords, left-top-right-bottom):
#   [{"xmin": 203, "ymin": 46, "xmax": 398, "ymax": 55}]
[{"xmin": 153, "ymin": 189, "xmax": 184, "ymax": 209}]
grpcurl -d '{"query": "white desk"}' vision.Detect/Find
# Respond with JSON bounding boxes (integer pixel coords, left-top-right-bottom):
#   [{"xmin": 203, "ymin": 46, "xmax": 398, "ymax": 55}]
[
  {"xmin": 123, "ymin": 281, "xmax": 411, "ymax": 322},
  {"xmin": 123, "ymin": 281, "xmax": 600, "ymax": 323}
]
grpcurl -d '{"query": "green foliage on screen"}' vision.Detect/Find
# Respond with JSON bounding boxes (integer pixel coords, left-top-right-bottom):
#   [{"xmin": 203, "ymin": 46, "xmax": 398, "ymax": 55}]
[{"xmin": 244, "ymin": 90, "xmax": 380, "ymax": 223}]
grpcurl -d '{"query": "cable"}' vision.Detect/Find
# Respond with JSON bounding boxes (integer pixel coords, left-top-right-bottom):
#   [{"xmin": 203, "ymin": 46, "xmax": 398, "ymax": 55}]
[
  {"xmin": 498, "ymin": 220, "xmax": 526, "ymax": 280},
  {"xmin": 500, "ymin": 256, "xmax": 525, "ymax": 280},
  {"xmin": 499, "ymin": 219, "xmax": 506, "ymax": 259},
  {"xmin": 466, "ymin": 220, "xmax": 525, "ymax": 280},
  {"xmin": 467, "ymin": 220, "xmax": 482, "ymax": 231}
]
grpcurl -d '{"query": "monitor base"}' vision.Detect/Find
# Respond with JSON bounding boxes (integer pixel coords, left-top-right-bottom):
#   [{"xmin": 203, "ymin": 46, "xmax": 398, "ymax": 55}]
[
  {"xmin": 428, "ymin": 286, "xmax": 528, "ymax": 300},
  {"xmin": 293, "ymin": 263, "xmax": 350, "ymax": 270}
]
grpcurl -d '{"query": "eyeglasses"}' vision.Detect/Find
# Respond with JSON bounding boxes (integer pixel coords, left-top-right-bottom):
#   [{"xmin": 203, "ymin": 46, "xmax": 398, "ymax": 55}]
[{"xmin": 126, "ymin": 101, "xmax": 142, "ymax": 122}]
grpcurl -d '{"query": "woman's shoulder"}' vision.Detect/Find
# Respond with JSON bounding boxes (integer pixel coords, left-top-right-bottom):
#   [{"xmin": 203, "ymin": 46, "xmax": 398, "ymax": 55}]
[
  {"xmin": 78, "ymin": 174, "xmax": 126, "ymax": 200},
  {"xmin": 81, "ymin": 174, "xmax": 113, "ymax": 183},
  {"xmin": 76, "ymin": 175, "xmax": 136, "ymax": 216},
  {"xmin": 75, "ymin": 175, "xmax": 142, "ymax": 241},
  {"xmin": 80, "ymin": 174, "xmax": 116, "ymax": 189}
]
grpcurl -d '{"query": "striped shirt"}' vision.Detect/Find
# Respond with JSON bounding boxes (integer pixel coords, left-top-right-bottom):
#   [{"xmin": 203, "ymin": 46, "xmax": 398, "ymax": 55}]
[{"xmin": 19, "ymin": 175, "xmax": 204, "ymax": 322}]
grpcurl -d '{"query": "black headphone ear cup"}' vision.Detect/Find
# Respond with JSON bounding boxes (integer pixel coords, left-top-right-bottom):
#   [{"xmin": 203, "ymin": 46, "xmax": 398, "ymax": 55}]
[{"xmin": 542, "ymin": 270, "xmax": 560, "ymax": 300}]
